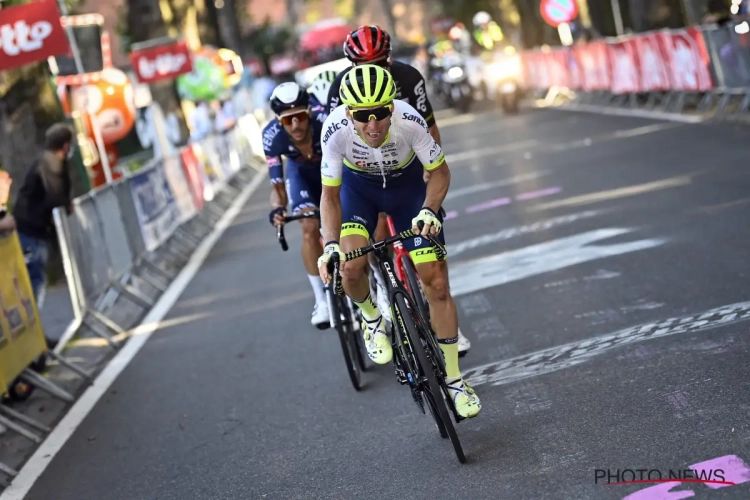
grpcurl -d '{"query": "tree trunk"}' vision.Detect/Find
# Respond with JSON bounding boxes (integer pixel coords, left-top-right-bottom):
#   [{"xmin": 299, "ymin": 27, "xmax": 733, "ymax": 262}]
[
  {"xmin": 214, "ymin": 0, "xmax": 243, "ymax": 54},
  {"xmin": 127, "ymin": 0, "xmax": 189, "ymax": 140}
]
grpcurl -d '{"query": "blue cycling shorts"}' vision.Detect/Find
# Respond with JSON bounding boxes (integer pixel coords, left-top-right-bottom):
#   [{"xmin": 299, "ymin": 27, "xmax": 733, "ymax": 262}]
[
  {"xmin": 340, "ymin": 164, "xmax": 446, "ymax": 265},
  {"xmin": 286, "ymin": 160, "xmax": 322, "ymax": 213}
]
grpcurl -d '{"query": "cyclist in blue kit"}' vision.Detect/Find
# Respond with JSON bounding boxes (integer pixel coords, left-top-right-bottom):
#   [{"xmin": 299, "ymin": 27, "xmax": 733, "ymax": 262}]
[{"xmin": 264, "ymin": 82, "xmax": 331, "ymax": 328}]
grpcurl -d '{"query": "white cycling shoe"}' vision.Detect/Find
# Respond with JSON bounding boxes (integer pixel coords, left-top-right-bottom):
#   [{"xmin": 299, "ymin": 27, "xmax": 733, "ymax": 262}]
[
  {"xmin": 311, "ymin": 301, "xmax": 331, "ymax": 330},
  {"xmin": 458, "ymin": 329, "xmax": 471, "ymax": 356}
]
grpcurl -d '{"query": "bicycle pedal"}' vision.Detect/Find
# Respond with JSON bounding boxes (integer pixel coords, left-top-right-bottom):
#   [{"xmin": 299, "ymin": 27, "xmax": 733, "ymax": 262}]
[{"xmin": 394, "ymin": 367, "xmax": 409, "ymax": 385}]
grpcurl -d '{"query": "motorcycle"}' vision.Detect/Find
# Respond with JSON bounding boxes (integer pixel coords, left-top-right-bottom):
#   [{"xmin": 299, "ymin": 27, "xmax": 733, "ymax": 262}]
[
  {"xmin": 484, "ymin": 50, "xmax": 522, "ymax": 114},
  {"xmin": 430, "ymin": 53, "xmax": 473, "ymax": 113}
]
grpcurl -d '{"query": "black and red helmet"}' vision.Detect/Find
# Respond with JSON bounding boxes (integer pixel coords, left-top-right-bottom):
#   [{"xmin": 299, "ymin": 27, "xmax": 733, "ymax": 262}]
[{"xmin": 343, "ymin": 25, "xmax": 391, "ymax": 63}]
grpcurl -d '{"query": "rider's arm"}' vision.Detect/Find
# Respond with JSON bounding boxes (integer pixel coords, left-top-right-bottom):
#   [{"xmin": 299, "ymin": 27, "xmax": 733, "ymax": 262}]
[
  {"xmin": 320, "ymin": 124, "xmax": 345, "ymax": 244},
  {"xmin": 320, "ymin": 185, "xmax": 342, "ymax": 245},
  {"xmin": 428, "ymin": 124, "xmax": 442, "ymax": 148},
  {"xmin": 263, "ymin": 125, "xmax": 287, "ymax": 209},
  {"xmin": 409, "ymin": 117, "xmax": 450, "ymax": 213}
]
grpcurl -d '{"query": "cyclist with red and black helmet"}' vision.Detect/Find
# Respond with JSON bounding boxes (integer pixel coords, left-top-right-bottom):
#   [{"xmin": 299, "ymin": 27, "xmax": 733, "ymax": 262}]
[
  {"xmin": 327, "ymin": 26, "xmax": 440, "ymax": 145},
  {"xmin": 326, "ymin": 25, "xmax": 472, "ymax": 356}
]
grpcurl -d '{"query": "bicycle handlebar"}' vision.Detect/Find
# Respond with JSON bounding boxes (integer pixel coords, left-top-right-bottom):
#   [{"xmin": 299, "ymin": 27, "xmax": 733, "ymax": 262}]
[
  {"xmin": 326, "ymin": 221, "xmax": 446, "ymax": 296},
  {"xmin": 340, "ymin": 221, "xmax": 447, "ymax": 263},
  {"xmin": 275, "ymin": 210, "xmax": 321, "ymax": 252},
  {"xmin": 275, "ymin": 211, "xmax": 447, "ymax": 294}
]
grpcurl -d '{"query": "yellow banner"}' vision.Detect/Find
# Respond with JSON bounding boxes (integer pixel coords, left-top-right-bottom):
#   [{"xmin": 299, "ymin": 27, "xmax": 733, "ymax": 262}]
[{"xmin": 0, "ymin": 231, "xmax": 46, "ymax": 394}]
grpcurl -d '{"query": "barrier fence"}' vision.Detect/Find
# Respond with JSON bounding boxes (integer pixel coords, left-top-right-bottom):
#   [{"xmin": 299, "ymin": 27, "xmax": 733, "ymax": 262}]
[
  {"xmin": 519, "ymin": 20, "xmax": 750, "ymax": 119},
  {"xmin": 0, "ymin": 114, "xmax": 265, "ymax": 480}
]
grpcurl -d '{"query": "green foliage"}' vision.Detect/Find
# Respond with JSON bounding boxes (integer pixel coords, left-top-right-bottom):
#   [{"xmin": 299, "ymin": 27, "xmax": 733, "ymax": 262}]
[
  {"xmin": 248, "ymin": 19, "xmax": 297, "ymax": 74},
  {"xmin": 437, "ymin": 0, "xmax": 498, "ymax": 27},
  {"xmin": 115, "ymin": 4, "xmax": 132, "ymax": 54}
]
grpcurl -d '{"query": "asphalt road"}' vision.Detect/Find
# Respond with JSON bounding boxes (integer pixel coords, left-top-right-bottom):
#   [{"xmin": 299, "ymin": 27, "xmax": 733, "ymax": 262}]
[{"xmin": 23, "ymin": 106, "xmax": 750, "ymax": 500}]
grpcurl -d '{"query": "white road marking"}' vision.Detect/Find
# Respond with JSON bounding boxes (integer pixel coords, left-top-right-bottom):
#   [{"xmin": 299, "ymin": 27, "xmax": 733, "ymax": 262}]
[
  {"xmin": 464, "ymin": 301, "xmax": 750, "ymax": 388},
  {"xmin": 445, "ymin": 171, "xmax": 553, "ymax": 200},
  {"xmin": 550, "ymin": 102, "xmax": 708, "ymax": 124},
  {"xmin": 448, "ymin": 210, "xmax": 603, "ymax": 258},
  {"xmin": 0, "ymin": 171, "xmax": 269, "ymax": 500},
  {"xmin": 446, "ymin": 140, "xmax": 539, "ymax": 164},
  {"xmin": 529, "ymin": 175, "xmax": 693, "ymax": 212},
  {"xmin": 449, "ymin": 228, "xmax": 663, "ymax": 296}
]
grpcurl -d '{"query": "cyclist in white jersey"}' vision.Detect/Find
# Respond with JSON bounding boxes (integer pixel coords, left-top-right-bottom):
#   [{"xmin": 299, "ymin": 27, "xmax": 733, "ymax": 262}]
[{"xmin": 316, "ymin": 65, "xmax": 481, "ymax": 419}]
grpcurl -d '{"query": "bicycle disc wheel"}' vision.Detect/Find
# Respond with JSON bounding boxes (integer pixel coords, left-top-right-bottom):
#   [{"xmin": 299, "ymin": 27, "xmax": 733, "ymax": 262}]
[
  {"xmin": 328, "ymin": 289, "xmax": 362, "ymax": 391},
  {"xmin": 394, "ymin": 293, "xmax": 466, "ymax": 463}
]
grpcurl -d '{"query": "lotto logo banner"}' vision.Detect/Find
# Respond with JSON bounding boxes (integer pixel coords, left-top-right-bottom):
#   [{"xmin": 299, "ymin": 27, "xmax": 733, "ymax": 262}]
[
  {"xmin": 130, "ymin": 40, "xmax": 193, "ymax": 83},
  {"xmin": 0, "ymin": 232, "xmax": 47, "ymax": 393},
  {"xmin": 0, "ymin": 0, "xmax": 70, "ymax": 71}
]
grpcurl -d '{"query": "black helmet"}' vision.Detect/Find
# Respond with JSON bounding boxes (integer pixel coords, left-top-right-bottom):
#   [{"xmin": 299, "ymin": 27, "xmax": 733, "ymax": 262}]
[{"xmin": 269, "ymin": 82, "xmax": 310, "ymax": 115}]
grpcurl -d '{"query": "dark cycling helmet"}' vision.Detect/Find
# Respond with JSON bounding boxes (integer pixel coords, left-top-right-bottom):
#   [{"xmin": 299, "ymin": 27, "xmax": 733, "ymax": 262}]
[
  {"xmin": 343, "ymin": 25, "xmax": 391, "ymax": 63},
  {"xmin": 269, "ymin": 82, "xmax": 309, "ymax": 115}
]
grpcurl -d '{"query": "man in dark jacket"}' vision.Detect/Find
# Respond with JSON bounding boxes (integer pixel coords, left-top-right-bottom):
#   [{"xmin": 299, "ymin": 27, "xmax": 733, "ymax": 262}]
[{"xmin": 13, "ymin": 123, "xmax": 74, "ymax": 310}]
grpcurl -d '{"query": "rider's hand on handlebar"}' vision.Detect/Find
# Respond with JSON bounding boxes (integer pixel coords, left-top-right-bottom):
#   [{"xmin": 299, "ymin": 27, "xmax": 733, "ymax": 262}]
[
  {"xmin": 317, "ymin": 241, "xmax": 344, "ymax": 284},
  {"xmin": 269, "ymin": 207, "xmax": 286, "ymax": 227},
  {"xmin": 412, "ymin": 207, "xmax": 442, "ymax": 236}
]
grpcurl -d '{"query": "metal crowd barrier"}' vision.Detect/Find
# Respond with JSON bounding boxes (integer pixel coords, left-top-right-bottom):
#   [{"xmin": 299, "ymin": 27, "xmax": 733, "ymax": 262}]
[
  {"xmin": 518, "ymin": 21, "xmax": 750, "ymax": 121},
  {"xmin": 0, "ymin": 115, "xmax": 266, "ymax": 480},
  {"xmin": 52, "ymin": 122, "xmax": 260, "ymax": 353}
]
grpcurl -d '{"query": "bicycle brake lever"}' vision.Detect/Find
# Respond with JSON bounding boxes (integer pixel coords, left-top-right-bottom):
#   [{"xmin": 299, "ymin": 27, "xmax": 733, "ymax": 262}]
[
  {"xmin": 415, "ymin": 221, "xmax": 446, "ymax": 261},
  {"xmin": 329, "ymin": 257, "xmax": 345, "ymax": 297},
  {"xmin": 277, "ymin": 224, "xmax": 289, "ymax": 252}
]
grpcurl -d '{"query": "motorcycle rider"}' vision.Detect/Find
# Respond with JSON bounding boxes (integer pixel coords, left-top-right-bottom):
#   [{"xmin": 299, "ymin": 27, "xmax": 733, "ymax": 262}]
[{"xmin": 472, "ymin": 11, "xmax": 504, "ymax": 51}]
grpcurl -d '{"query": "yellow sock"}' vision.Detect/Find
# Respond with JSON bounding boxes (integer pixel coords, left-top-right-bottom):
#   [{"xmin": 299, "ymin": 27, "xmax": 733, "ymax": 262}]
[
  {"xmin": 438, "ymin": 337, "xmax": 461, "ymax": 381},
  {"xmin": 354, "ymin": 293, "xmax": 380, "ymax": 321}
]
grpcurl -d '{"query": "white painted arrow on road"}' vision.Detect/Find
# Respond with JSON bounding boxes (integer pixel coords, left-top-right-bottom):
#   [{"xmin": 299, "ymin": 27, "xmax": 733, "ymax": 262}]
[{"xmin": 448, "ymin": 228, "xmax": 666, "ymax": 297}]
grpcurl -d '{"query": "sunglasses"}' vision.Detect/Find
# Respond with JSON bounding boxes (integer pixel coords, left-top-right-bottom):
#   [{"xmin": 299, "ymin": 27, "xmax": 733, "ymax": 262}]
[
  {"xmin": 349, "ymin": 104, "xmax": 393, "ymax": 123},
  {"xmin": 279, "ymin": 110, "xmax": 309, "ymax": 126}
]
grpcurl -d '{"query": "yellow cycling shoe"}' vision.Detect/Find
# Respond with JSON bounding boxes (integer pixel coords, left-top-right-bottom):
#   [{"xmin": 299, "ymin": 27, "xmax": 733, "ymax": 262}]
[
  {"xmin": 362, "ymin": 316, "xmax": 392, "ymax": 365},
  {"xmin": 447, "ymin": 379, "xmax": 482, "ymax": 418}
]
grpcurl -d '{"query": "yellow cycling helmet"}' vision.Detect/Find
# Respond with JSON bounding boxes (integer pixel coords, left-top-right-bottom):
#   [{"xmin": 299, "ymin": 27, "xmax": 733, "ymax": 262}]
[{"xmin": 339, "ymin": 64, "xmax": 396, "ymax": 108}]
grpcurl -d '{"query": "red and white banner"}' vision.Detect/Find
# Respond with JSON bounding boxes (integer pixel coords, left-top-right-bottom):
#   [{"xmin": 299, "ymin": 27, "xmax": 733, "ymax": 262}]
[
  {"xmin": 179, "ymin": 145, "xmax": 206, "ymax": 212},
  {"xmin": 659, "ymin": 27, "xmax": 713, "ymax": 92},
  {"xmin": 0, "ymin": 0, "xmax": 70, "ymax": 71},
  {"xmin": 130, "ymin": 40, "xmax": 193, "ymax": 84},
  {"xmin": 520, "ymin": 25, "xmax": 714, "ymax": 95}
]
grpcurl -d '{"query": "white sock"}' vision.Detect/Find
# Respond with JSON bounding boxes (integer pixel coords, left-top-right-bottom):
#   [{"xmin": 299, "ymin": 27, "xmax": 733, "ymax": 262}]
[
  {"xmin": 369, "ymin": 260, "xmax": 385, "ymax": 288},
  {"xmin": 308, "ymin": 275, "xmax": 327, "ymax": 305}
]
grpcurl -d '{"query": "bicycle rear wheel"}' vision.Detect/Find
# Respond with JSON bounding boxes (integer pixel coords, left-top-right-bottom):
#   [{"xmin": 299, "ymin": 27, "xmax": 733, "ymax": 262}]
[
  {"xmin": 394, "ymin": 293, "xmax": 466, "ymax": 463},
  {"xmin": 327, "ymin": 288, "xmax": 362, "ymax": 391}
]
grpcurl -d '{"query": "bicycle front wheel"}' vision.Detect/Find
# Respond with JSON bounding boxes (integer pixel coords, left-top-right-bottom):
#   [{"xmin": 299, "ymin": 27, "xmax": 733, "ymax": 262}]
[
  {"xmin": 327, "ymin": 289, "xmax": 362, "ymax": 391},
  {"xmin": 394, "ymin": 293, "xmax": 465, "ymax": 463}
]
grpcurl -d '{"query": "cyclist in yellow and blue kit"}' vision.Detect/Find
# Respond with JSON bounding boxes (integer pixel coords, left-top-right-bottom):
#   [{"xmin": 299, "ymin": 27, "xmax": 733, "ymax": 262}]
[{"xmin": 316, "ymin": 65, "xmax": 481, "ymax": 419}]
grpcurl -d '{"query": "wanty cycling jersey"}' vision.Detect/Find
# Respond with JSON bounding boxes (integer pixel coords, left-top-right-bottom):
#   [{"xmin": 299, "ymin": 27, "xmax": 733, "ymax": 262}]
[{"xmin": 320, "ymin": 100, "xmax": 445, "ymax": 189}]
